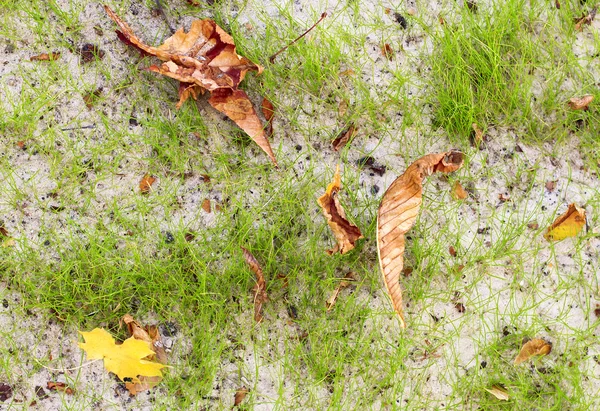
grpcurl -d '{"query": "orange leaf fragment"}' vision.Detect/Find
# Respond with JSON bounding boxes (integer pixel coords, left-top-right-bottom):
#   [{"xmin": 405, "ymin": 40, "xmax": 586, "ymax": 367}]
[
  {"xmin": 317, "ymin": 165, "xmax": 364, "ymax": 255},
  {"xmin": 544, "ymin": 203, "xmax": 586, "ymax": 241},
  {"xmin": 451, "ymin": 181, "xmax": 468, "ymax": 200},
  {"xmin": 377, "ymin": 151, "xmax": 464, "ymax": 327},
  {"xmin": 234, "ymin": 387, "xmax": 249, "ymax": 406},
  {"xmin": 201, "ymin": 198, "xmax": 211, "ymax": 213},
  {"xmin": 514, "ymin": 338, "xmax": 552, "ymax": 365},
  {"xmin": 381, "ymin": 43, "xmax": 394, "ymax": 60},
  {"xmin": 104, "ymin": 6, "xmax": 277, "ymax": 166},
  {"xmin": 139, "ymin": 174, "xmax": 156, "ymax": 194},
  {"xmin": 46, "ymin": 382, "xmax": 74, "ymax": 395},
  {"xmin": 30, "ymin": 52, "xmax": 61, "ymax": 61},
  {"xmin": 241, "ymin": 247, "xmax": 268, "ymax": 322},
  {"xmin": 567, "ymin": 94, "xmax": 594, "ymax": 110},
  {"xmin": 331, "ymin": 125, "xmax": 358, "ymax": 151},
  {"xmin": 471, "ymin": 123, "xmax": 484, "ymax": 146}
]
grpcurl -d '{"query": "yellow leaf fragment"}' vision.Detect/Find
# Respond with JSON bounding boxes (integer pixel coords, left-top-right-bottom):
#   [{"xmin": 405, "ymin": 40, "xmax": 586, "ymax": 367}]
[
  {"xmin": 317, "ymin": 165, "xmax": 364, "ymax": 254},
  {"xmin": 514, "ymin": 338, "xmax": 552, "ymax": 365},
  {"xmin": 485, "ymin": 385, "xmax": 509, "ymax": 400},
  {"xmin": 544, "ymin": 203, "xmax": 586, "ymax": 241},
  {"xmin": 451, "ymin": 181, "xmax": 468, "ymax": 200},
  {"xmin": 377, "ymin": 151, "xmax": 464, "ymax": 327},
  {"xmin": 78, "ymin": 328, "xmax": 165, "ymax": 383}
]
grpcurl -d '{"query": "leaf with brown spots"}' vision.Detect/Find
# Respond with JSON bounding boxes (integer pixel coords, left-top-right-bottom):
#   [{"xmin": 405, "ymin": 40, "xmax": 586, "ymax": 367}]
[
  {"xmin": 514, "ymin": 338, "xmax": 552, "ymax": 365},
  {"xmin": 139, "ymin": 174, "xmax": 156, "ymax": 194},
  {"xmin": 30, "ymin": 52, "xmax": 61, "ymax": 61},
  {"xmin": 104, "ymin": 6, "xmax": 276, "ymax": 166},
  {"xmin": 331, "ymin": 125, "xmax": 358, "ymax": 151},
  {"xmin": 574, "ymin": 7, "xmax": 597, "ymax": 31},
  {"xmin": 567, "ymin": 94, "xmax": 594, "ymax": 110},
  {"xmin": 317, "ymin": 165, "xmax": 363, "ymax": 255},
  {"xmin": 544, "ymin": 203, "xmax": 586, "ymax": 241},
  {"xmin": 377, "ymin": 151, "xmax": 464, "ymax": 327},
  {"xmin": 241, "ymin": 247, "xmax": 268, "ymax": 322}
]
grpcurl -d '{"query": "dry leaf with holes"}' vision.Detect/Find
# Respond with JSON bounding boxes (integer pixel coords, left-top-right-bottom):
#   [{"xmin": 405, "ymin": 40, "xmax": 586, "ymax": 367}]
[
  {"xmin": 544, "ymin": 203, "xmax": 586, "ymax": 241},
  {"xmin": 325, "ymin": 272, "xmax": 355, "ymax": 311},
  {"xmin": 139, "ymin": 174, "xmax": 156, "ymax": 194},
  {"xmin": 241, "ymin": 247, "xmax": 268, "ymax": 322},
  {"xmin": 451, "ymin": 181, "xmax": 468, "ymax": 200},
  {"xmin": 121, "ymin": 314, "xmax": 168, "ymax": 395},
  {"xmin": 332, "ymin": 125, "xmax": 358, "ymax": 151},
  {"xmin": 514, "ymin": 338, "xmax": 552, "ymax": 365},
  {"xmin": 574, "ymin": 7, "xmax": 597, "ymax": 31},
  {"xmin": 30, "ymin": 52, "xmax": 61, "ymax": 61},
  {"xmin": 485, "ymin": 385, "xmax": 509, "ymax": 401},
  {"xmin": 78, "ymin": 328, "xmax": 166, "ymax": 383},
  {"xmin": 377, "ymin": 151, "xmax": 464, "ymax": 327},
  {"xmin": 568, "ymin": 94, "xmax": 594, "ymax": 110},
  {"xmin": 317, "ymin": 165, "xmax": 363, "ymax": 254},
  {"xmin": 104, "ymin": 6, "xmax": 277, "ymax": 166}
]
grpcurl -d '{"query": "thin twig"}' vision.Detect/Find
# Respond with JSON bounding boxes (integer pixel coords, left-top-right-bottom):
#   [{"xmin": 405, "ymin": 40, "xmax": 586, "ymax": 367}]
[
  {"xmin": 269, "ymin": 12, "xmax": 328, "ymax": 63},
  {"xmin": 60, "ymin": 125, "xmax": 96, "ymax": 131}
]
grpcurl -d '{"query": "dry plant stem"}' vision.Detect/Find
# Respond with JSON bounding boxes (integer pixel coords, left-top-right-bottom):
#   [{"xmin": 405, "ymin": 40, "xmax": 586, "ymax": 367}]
[
  {"xmin": 269, "ymin": 12, "xmax": 327, "ymax": 63},
  {"xmin": 377, "ymin": 151, "xmax": 464, "ymax": 328}
]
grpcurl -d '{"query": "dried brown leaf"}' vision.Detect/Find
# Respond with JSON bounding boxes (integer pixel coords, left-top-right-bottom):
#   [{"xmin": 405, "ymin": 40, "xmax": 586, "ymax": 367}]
[
  {"xmin": 78, "ymin": 44, "xmax": 104, "ymax": 63},
  {"xmin": 448, "ymin": 246, "xmax": 457, "ymax": 257},
  {"xmin": 544, "ymin": 203, "xmax": 586, "ymax": 241},
  {"xmin": 241, "ymin": 247, "xmax": 268, "ymax": 322},
  {"xmin": 332, "ymin": 125, "xmax": 358, "ymax": 151},
  {"xmin": 139, "ymin": 174, "xmax": 156, "ymax": 194},
  {"xmin": 46, "ymin": 382, "xmax": 74, "ymax": 395},
  {"xmin": 338, "ymin": 99, "xmax": 349, "ymax": 117},
  {"xmin": 202, "ymin": 198, "xmax": 211, "ymax": 213},
  {"xmin": 451, "ymin": 181, "xmax": 468, "ymax": 200},
  {"xmin": 545, "ymin": 180, "xmax": 557, "ymax": 192},
  {"xmin": 574, "ymin": 7, "xmax": 597, "ymax": 31},
  {"xmin": 377, "ymin": 151, "xmax": 464, "ymax": 327},
  {"xmin": 485, "ymin": 385, "xmax": 509, "ymax": 401},
  {"xmin": 0, "ymin": 223, "xmax": 8, "ymax": 238},
  {"xmin": 514, "ymin": 338, "xmax": 552, "ymax": 365},
  {"xmin": 527, "ymin": 221, "xmax": 539, "ymax": 230},
  {"xmin": 30, "ymin": 52, "xmax": 61, "ymax": 61},
  {"xmin": 317, "ymin": 165, "xmax": 364, "ymax": 255},
  {"xmin": 326, "ymin": 272, "xmax": 355, "ymax": 311},
  {"xmin": 261, "ymin": 98, "xmax": 275, "ymax": 138},
  {"xmin": 234, "ymin": 387, "xmax": 249, "ymax": 406},
  {"xmin": 567, "ymin": 94, "xmax": 594, "ymax": 110},
  {"xmin": 381, "ymin": 43, "xmax": 394, "ymax": 60}
]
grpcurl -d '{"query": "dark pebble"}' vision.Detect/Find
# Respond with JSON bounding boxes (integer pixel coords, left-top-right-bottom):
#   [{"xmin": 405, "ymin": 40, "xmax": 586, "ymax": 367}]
[
  {"xmin": 129, "ymin": 117, "xmax": 139, "ymax": 126},
  {"xmin": 295, "ymin": 144, "xmax": 302, "ymax": 151},
  {"xmin": 480, "ymin": 361, "xmax": 487, "ymax": 368},
  {"xmin": 165, "ymin": 231, "xmax": 174, "ymax": 243},
  {"xmin": 2, "ymin": 299, "xmax": 7, "ymax": 308},
  {"xmin": 287, "ymin": 305, "xmax": 298, "ymax": 319},
  {"xmin": 371, "ymin": 185, "xmax": 380, "ymax": 195},
  {"xmin": 394, "ymin": 12, "xmax": 408, "ymax": 29}
]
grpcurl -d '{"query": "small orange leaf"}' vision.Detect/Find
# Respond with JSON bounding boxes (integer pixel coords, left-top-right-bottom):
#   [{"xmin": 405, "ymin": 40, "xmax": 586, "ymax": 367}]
[
  {"xmin": 139, "ymin": 174, "xmax": 156, "ymax": 194},
  {"xmin": 514, "ymin": 338, "xmax": 552, "ymax": 365},
  {"xmin": 201, "ymin": 199, "xmax": 211, "ymax": 213},
  {"xmin": 317, "ymin": 165, "xmax": 363, "ymax": 254},
  {"xmin": 241, "ymin": 247, "xmax": 268, "ymax": 322},
  {"xmin": 544, "ymin": 203, "xmax": 586, "ymax": 241},
  {"xmin": 234, "ymin": 387, "xmax": 249, "ymax": 406},
  {"xmin": 567, "ymin": 94, "xmax": 594, "ymax": 110},
  {"xmin": 30, "ymin": 52, "xmax": 61, "ymax": 61},
  {"xmin": 451, "ymin": 181, "xmax": 468, "ymax": 200},
  {"xmin": 381, "ymin": 43, "xmax": 394, "ymax": 60}
]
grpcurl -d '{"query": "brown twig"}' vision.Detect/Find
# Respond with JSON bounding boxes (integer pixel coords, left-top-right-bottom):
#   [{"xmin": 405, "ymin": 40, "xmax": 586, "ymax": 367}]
[{"xmin": 269, "ymin": 12, "xmax": 327, "ymax": 63}]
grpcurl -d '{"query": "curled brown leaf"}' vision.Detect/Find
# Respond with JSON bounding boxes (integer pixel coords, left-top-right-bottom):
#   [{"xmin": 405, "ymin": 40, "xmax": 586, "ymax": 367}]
[
  {"xmin": 567, "ymin": 94, "xmax": 594, "ymax": 110},
  {"xmin": 332, "ymin": 125, "xmax": 358, "ymax": 151},
  {"xmin": 46, "ymin": 382, "xmax": 74, "ymax": 395},
  {"xmin": 377, "ymin": 151, "xmax": 464, "ymax": 327},
  {"xmin": 514, "ymin": 338, "xmax": 552, "ymax": 365},
  {"xmin": 317, "ymin": 165, "xmax": 364, "ymax": 254},
  {"xmin": 241, "ymin": 247, "xmax": 268, "ymax": 322}
]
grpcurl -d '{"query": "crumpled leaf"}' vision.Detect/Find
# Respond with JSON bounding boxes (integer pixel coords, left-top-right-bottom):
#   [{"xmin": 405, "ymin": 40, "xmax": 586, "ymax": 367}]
[
  {"xmin": 121, "ymin": 314, "xmax": 167, "ymax": 395},
  {"xmin": 377, "ymin": 151, "xmax": 464, "ymax": 327},
  {"xmin": 514, "ymin": 338, "xmax": 552, "ymax": 365},
  {"xmin": 241, "ymin": 247, "xmax": 268, "ymax": 322},
  {"xmin": 544, "ymin": 203, "xmax": 586, "ymax": 241},
  {"xmin": 78, "ymin": 328, "xmax": 166, "ymax": 383},
  {"xmin": 317, "ymin": 165, "xmax": 363, "ymax": 254},
  {"xmin": 485, "ymin": 385, "xmax": 509, "ymax": 400},
  {"xmin": 104, "ymin": 6, "xmax": 277, "ymax": 166},
  {"xmin": 567, "ymin": 94, "xmax": 594, "ymax": 110},
  {"xmin": 574, "ymin": 7, "xmax": 597, "ymax": 31}
]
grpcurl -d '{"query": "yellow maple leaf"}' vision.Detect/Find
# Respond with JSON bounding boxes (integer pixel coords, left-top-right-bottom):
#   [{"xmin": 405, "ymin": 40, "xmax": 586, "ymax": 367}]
[{"xmin": 78, "ymin": 328, "xmax": 166, "ymax": 382}]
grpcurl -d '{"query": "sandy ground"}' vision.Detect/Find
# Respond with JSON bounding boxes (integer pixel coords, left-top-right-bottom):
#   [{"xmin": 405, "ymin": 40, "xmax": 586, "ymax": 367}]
[{"xmin": 1, "ymin": 0, "xmax": 600, "ymax": 409}]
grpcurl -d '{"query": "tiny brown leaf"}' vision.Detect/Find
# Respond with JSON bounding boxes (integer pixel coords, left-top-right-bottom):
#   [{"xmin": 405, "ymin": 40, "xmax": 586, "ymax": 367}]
[
  {"xmin": 545, "ymin": 181, "xmax": 557, "ymax": 192},
  {"xmin": 30, "ymin": 52, "xmax": 61, "ymax": 61},
  {"xmin": 332, "ymin": 125, "xmax": 358, "ymax": 151},
  {"xmin": 202, "ymin": 199, "xmax": 211, "ymax": 213},
  {"xmin": 46, "ymin": 382, "xmax": 74, "ymax": 395},
  {"xmin": 451, "ymin": 181, "xmax": 468, "ymax": 200},
  {"xmin": 317, "ymin": 165, "xmax": 364, "ymax": 254},
  {"xmin": 514, "ymin": 338, "xmax": 552, "ymax": 365},
  {"xmin": 139, "ymin": 174, "xmax": 156, "ymax": 194},
  {"xmin": 234, "ymin": 387, "xmax": 249, "ymax": 406},
  {"xmin": 241, "ymin": 247, "xmax": 268, "ymax": 322},
  {"xmin": 574, "ymin": 7, "xmax": 597, "ymax": 31},
  {"xmin": 381, "ymin": 43, "xmax": 394, "ymax": 60},
  {"xmin": 567, "ymin": 94, "xmax": 594, "ymax": 110}
]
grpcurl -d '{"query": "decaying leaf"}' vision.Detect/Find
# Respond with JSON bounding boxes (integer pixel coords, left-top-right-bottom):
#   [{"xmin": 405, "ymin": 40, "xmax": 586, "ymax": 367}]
[
  {"xmin": 241, "ymin": 247, "xmax": 268, "ymax": 322},
  {"xmin": 78, "ymin": 328, "xmax": 166, "ymax": 383},
  {"xmin": 377, "ymin": 151, "xmax": 464, "ymax": 327},
  {"xmin": 332, "ymin": 125, "xmax": 358, "ymax": 151},
  {"xmin": 514, "ymin": 338, "xmax": 552, "ymax": 365},
  {"xmin": 78, "ymin": 43, "xmax": 105, "ymax": 63},
  {"xmin": 451, "ymin": 181, "xmax": 468, "ymax": 200},
  {"xmin": 574, "ymin": 7, "xmax": 597, "ymax": 31},
  {"xmin": 46, "ymin": 382, "xmax": 74, "ymax": 395},
  {"xmin": 234, "ymin": 387, "xmax": 249, "ymax": 406},
  {"xmin": 30, "ymin": 52, "xmax": 61, "ymax": 61},
  {"xmin": 544, "ymin": 203, "xmax": 586, "ymax": 241},
  {"xmin": 105, "ymin": 6, "xmax": 277, "ymax": 166},
  {"xmin": 139, "ymin": 174, "xmax": 156, "ymax": 194},
  {"xmin": 325, "ymin": 272, "xmax": 355, "ymax": 311},
  {"xmin": 121, "ymin": 314, "xmax": 168, "ymax": 395},
  {"xmin": 567, "ymin": 94, "xmax": 594, "ymax": 110},
  {"xmin": 485, "ymin": 385, "xmax": 509, "ymax": 401},
  {"xmin": 317, "ymin": 165, "xmax": 364, "ymax": 254}
]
